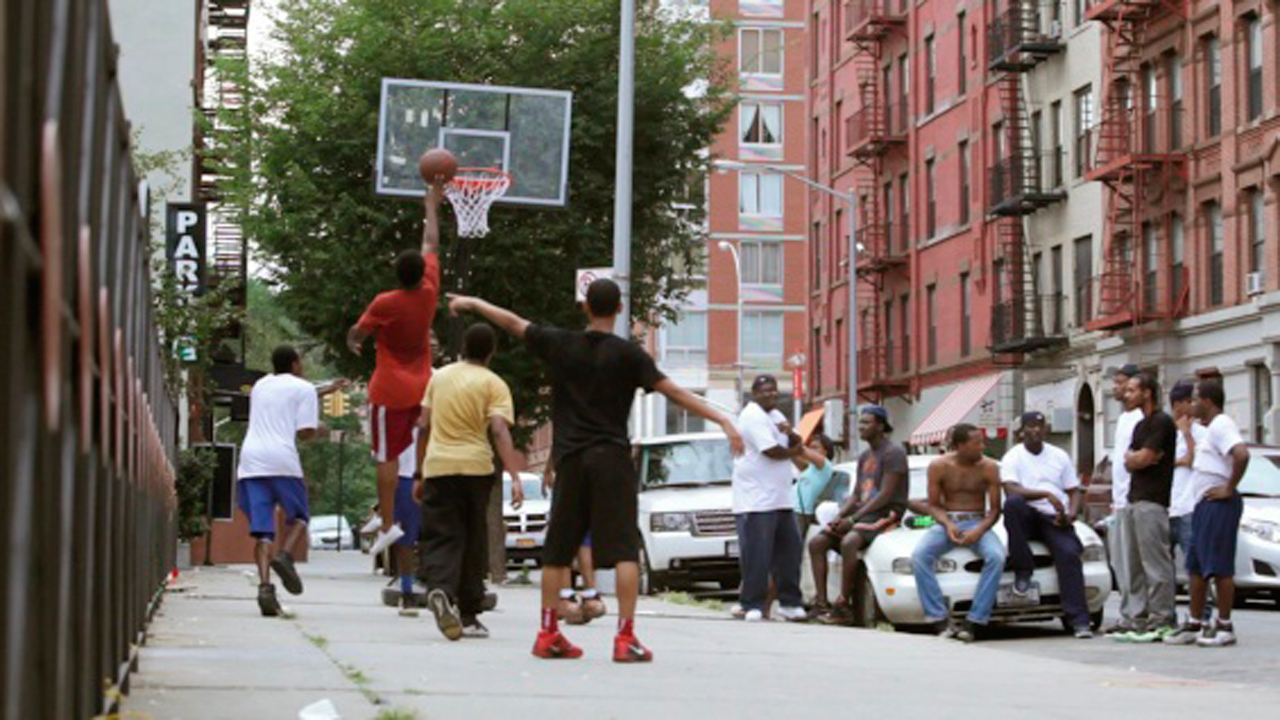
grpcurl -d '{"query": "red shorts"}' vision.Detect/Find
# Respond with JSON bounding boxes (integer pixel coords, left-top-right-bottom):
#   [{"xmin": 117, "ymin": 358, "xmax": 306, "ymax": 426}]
[{"xmin": 370, "ymin": 405, "xmax": 420, "ymax": 463}]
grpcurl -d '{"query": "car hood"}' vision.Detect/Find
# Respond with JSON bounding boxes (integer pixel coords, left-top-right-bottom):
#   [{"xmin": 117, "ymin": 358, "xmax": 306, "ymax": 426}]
[
  {"xmin": 1243, "ymin": 496, "xmax": 1280, "ymax": 523},
  {"xmin": 503, "ymin": 498, "xmax": 551, "ymax": 516},
  {"xmin": 638, "ymin": 484, "xmax": 733, "ymax": 513},
  {"xmin": 864, "ymin": 519, "xmax": 1105, "ymax": 563}
]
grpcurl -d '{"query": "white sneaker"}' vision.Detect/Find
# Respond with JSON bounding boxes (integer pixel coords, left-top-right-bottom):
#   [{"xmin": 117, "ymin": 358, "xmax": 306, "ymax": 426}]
[
  {"xmin": 730, "ymin": 604, "xmax": 746, "ymax": 619},
  {"xmin": 744, "ymin": 609, "xmax": 764, "ymax": 623},
  {"xmin": 369, "ymin": 524, "xmax": 404, "ymax": 556},
  {"xmin": 360, "ymin": 515, "xmax": 383, "ymax": 534},
  {"xmin": 776, "ymin": 606, "xmax": 808, "ymax": 622},
  {"xmin": 1196, "ymin": 622, "xmax": 1237, "ymax": 647}
]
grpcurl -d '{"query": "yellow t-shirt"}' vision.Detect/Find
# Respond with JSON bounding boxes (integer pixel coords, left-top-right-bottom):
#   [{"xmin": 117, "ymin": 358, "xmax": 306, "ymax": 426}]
[{"xmin": 421, "ymin": 361, "xmax": 515, "ymax": 478}]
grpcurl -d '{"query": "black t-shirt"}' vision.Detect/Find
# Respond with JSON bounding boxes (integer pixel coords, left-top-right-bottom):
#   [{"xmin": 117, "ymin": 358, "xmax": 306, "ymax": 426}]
[
  {"xmin": 1128, "ymin": 410, "xmax": 1177, "ymax": 506},
  {"xmin": 526, "ymin": 324, "xmax": 667, "ymax": 463}
]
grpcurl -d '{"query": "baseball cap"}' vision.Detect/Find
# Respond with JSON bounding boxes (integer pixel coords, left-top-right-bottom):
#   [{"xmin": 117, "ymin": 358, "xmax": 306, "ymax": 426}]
[
  {"xmin": 1169, "ymin": 379, "xmax": 1195, "ymax": 402},
  {"xmin": 1113, "ymin": 363, "xmax": 1141, "ymax": 379},
  {"xmin": 861, "ymin": 404, "xmax": 894, "ymax": 433},
  {"xmin": 1018, "ymin": 410, "xmax": 1047, "ymax": 430}
]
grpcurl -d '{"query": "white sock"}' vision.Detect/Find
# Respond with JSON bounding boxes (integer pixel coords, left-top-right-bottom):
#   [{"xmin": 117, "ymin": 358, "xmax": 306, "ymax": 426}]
[
  {"xmin": 581, "ymin": 589, "xmax": 599, "ymax": 599},
  {"xmin": 559, "ymin": 589, "xmax": 576, "ymax": 600}
]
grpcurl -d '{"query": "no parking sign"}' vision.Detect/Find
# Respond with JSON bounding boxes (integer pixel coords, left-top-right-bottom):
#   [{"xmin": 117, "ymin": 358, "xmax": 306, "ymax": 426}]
[{"xmin": 575, "ymin": 267, "xmax": 615, "ymax": 302}]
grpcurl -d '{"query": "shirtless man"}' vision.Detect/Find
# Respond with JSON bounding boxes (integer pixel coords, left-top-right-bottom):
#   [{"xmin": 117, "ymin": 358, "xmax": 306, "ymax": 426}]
[{"xmin": 911, "ymin": 423, "xmax": 1006, "ymax": 642}]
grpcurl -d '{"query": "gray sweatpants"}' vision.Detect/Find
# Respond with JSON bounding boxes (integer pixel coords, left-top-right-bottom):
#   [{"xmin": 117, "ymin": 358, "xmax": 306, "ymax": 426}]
[
  {"xmin": 1109, "ymin": 506, "xmax": 1148, "ymax": 626},
  {"xmin": 1130, "ymin": 501, "xmax": 1176, "ymax": 627}
]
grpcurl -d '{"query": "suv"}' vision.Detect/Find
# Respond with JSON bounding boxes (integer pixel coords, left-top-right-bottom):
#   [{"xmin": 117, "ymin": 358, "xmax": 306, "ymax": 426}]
[
  {"xmin": 635, "ymin": 432, "xmax": 740, "ymax": 594},
  {"xmin": 503, "ymin": 472, "xmax": 550, "ymax": 567}
]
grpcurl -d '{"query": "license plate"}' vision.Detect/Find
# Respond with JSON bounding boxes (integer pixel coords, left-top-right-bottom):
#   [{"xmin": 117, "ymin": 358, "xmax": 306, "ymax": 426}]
[
  {"xmin": 725, "ymin": 540, "xmax": 739, "ymax": 558},
  {"xmin": 997, "ymin": 582, "xmax": 1040, "ymax": 607},
  {"xmin": 515, "ymin": 538, "xmax": 536, "ymax": 548}
]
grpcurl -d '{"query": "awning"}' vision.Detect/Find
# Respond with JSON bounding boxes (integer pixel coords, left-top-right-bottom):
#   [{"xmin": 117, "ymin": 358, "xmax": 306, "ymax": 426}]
[
  {"xmin": 910, "ymin": 373, "xmax": 1004, "ymax": 446},
  {"xmin": 796, "ymin": 407, "xmax": 824, "ymax": 442}
]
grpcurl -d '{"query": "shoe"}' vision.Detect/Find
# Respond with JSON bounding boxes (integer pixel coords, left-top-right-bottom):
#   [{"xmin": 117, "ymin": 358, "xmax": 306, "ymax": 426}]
[
  {"xmin": 531, "ymin": 631, "xmax": 583, "ymax": 659},
  {"xmin": 1011, "ymin": 573, "xmax": 1032, "ymax": 598},
  {"xmin": 1102, "ymin": 622, "xmax": 1136, "ymax": 637},
  {"xmin": 935, "ymin": 620, "xmax": 958, "ymax": 639},
  {"xmin": 1163, "ymin": 623, "xmax": 1203, "ymax": 646},
  {"xmin": 270, "ymin": 551, "xmax": 304, "ymax": 595},
  {"xmin": 582, "ymin": 595, "xmax": 608, "ymax": 622},
  {"xmin": 1196, "ymin": 622, "xmax": 1237, "ymax": 647},
  {"xmin": 398, "ymin": 597, "xmax": 420, "ymax": 618},
  {"xmin": 1127, "ymin": 626, "xmax": 1176, "ymax": 643},
  {"xmin": 257, "ymin": 584, "xmax": 283, "ymax": 618},
  {"xmin": 1074, "ymin": 625, "xmax": 1094, "ymax": 639},
  {"xmin": 360, "ymin": 515, "xmax": 383, "ymax": 534},
  {"xmin": 425, "ymin": 589, "xmax": 462, "ymax": 641},
  {"xmin": 775, "ymin": 606, "xmax": 808, "ymax": 622},
  {"xmin": 953, "ymin": 620, "xmax": 976, "ymax": 643},
  {"xmin": 559, "ymin": 595, "xmax": 587, "ymax": 625},
  {"xmin": 461, "ymin": 619, "xmax": 490, "ymax": 639},
  {"xmin": 729, "ymin": 604, "xmax": 746, "ymax": 619},
  {"xmin": 744, "ymin": 609, "xmax": 764, "ymax": 623},
  {"xmin": 613, "ymin": 633, "xmax": 654, "ymax": 663},
  {"xmin": 815, "ymin": 603, "xmax": 855, "ymax": 626},
  {"xmin": 369, "ymin": 524, "xmax": 404, "ymax": 556}
]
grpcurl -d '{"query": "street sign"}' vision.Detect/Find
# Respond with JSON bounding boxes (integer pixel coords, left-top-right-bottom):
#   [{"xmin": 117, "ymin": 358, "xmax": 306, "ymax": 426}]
[
  {"xmin": 575, "ymin": 267, "xmax": 614, "ymax": 302},
  {"xmin": 165, "ymin": 203, "xmax": 207, "ymax": 297}
]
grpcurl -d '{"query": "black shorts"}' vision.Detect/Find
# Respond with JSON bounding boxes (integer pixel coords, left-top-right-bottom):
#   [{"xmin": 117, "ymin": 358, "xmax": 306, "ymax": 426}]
[{"xmin": 542, "ymin": 443, "xmax": 640, "ymax": 568}]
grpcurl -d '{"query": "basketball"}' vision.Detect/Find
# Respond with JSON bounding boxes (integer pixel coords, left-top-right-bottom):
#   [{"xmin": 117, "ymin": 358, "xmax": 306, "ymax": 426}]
[{"xmin": 418, "ymin": 148, "xmax": 458, "ymax": 184}]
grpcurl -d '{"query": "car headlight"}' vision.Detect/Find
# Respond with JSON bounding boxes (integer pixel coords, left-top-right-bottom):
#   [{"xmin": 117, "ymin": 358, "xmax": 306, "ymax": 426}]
[
  {"xmin": 1081, "ymin": 544, "xmax": 1106, "ymax": 563},
  {"xmin": 650, "ymin": 512, "xmax": 694, "ymax": 533},
  {"xmin": 1241, "ymin": 518, "xmax": 1280, "ymax": 544},
  {"xmin": 891, "ymin": 557, "xmax": 956, "ymax": 575}
]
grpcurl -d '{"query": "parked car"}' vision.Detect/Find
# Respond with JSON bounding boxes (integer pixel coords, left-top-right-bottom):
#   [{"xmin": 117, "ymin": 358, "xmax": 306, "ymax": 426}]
[
  {"xmin": 635, "ymin": 432, "xmax": 741, "ymax": 594},
  {"xmin": 827, "ymin": 454, "xmax": 1111, "ymax": 630},
  {"xmin": 1233, "ymin": 445, "xmax": 1280, "ymax": 603},
  {"xmin": 504, "ymin": 472, "xmax": 550, "ymax": 567},
  {"xmin": 309, "ymin": 514, "xmax": 355, "ymax": 551}
]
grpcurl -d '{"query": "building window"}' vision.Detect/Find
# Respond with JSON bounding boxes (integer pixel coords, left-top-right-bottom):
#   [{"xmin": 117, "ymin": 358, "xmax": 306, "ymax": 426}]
[
  {"xmin": 1051, "ymin": 245, "xmax": 1064, "ymax": 335},
  {"xmin": 1050, "ymin": 100, "xmax": 1064, "ymax": 188},
  {"xmin": 960, "ymin": 272, "xmax": 971, "ymax": 357},
  {"xmin": 898, "ymin": 173, "xmax": 910, "ymax": 252},
  {"xmin": 662, "ymin": 312, "xmax": 707, "ymax": 368},
  {"xmin": 884, "ymin": 299, "xmax": 895, "ymax": 374},
  {"xmin": 740, "ymin": 28, "xmax": 783, "ymax": 76},
  {"xmin": 741, "ymin": 103, "xmax": 782, "ymax": 147},
  {"xmin": 813, "ymin": 327, "xmax": 822, "ymax": 395},
  {"xmin": 883, "ymin": 182, "xmax": 895, "ymax": 254},
  {"xmin": 882, "ymin": 64, "xmax": 894, "ymax": 136},
  {"xmin": 957, "ymin": 12, "xmax": 967, "ymax": 95},
  {"xmin": 665, "ymin": 392, "xmax": 707, "ymax": 434},
  {"xmin": 1207, "ymin": 201, "xmax": 1224, "ymax": 306},
  {"xmin": 1255, "ymin": 364, "xmax": 1272, "ymax": 443},
  {"xmin": 1073, "ymin": 0, "xmax": 1085, "ymax": 28},
  {"xmin": 1031, "ymin": 111, "xmax": 1043, "ymax": 193},
  {"xmin": 1074, "ymin": 85, "xmax": 1093, "ymax": 178},
  {"xmin": 1167, "ymin": 53, "xmax": 1183, "ymax": 149},
  {"xmin": 1143, "ymin": 64, "xmax": 1158, "ymax": 153},
  {"xmin": 1171, "ymin": 214, "xmax": 1185, "ymax": 306},
  {"xmin": 900, "ymin": 293, "xmax": 911, "ymax": 373},
  {"xmin": 926, "ymin": 283, "xmax": 938, "ymax": 365},
  {"xmin": 810, "ymin": 221, "xmax": 822, "ymax": 289},
  {"xmin": 959, "ymin": 141, "xmax": 971, "ymax": 225},
  {"xmin": 898, "ymin": 54, "xmax": 909, "ymax": 127},
  {"xmin": 1249, "ymin": 188, "xmax": 1266, "ymax": 278},
  {"xmin": 741, "ymin": 240, "xmax": 783, "ymax": 285},
  {"xmin": 1143, "ymin": 222, "xmax": 1159, "ymax": 313},
  {"xmin": 739, "ymin": 172, "xmax": 782, "ymax": 217},
  {"xmin": 1204, "ymin": 34, "xmax": 1221, "ymax": 136},
  {"xmin": 1247, "ymin": 15, "xmax": 1263, "ymax": 122},
  {"xmin": 925, "ymin": 35, "xmax": 936, "ymax": 115},
  {"xmin": 743, "ymin": 311, "xmax": 784, "ymax": 361},
  {"xmin": 837, "ymin": 318, "xmax": 846, "ymax": 390},
  {"xmin": 1074, "ymin": 236, "xmax": 1093, "ymax": 325},
  {"xmin": 925, "ymin": 158, "xmax": 937, "ymax": 238},
  {"xmin": 810, "ymin": 11, "xmax": 819, "ymax": 80}
]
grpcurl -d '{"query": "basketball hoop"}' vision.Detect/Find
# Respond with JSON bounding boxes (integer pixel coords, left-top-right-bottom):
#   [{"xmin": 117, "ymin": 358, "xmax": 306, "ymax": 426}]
[{"xmin": 443, "ymin": 168, "xmax": 512, "ymax": 238}]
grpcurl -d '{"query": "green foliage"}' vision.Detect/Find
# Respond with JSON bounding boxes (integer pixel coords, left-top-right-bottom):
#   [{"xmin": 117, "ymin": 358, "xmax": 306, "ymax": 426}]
[
  {"xmin": 301, "ymin": 433, "xmax": 379, "ymax": 528},
  {"xmin": 224, "ymin": 0, "xmax": 734, "ymax": 441},
  {"xmin": 175, "ymin": 447, "xmax": 217, "ymax": 540}
]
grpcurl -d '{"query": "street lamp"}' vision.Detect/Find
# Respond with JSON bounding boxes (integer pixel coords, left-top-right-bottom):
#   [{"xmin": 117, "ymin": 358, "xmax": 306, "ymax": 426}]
[
  {"xmin": 712, "ymin": 159, "xmax": 860, "ymax": 457},
  {"xmin": 718, "ymin": 240, "xmax": 745, "ymax": 407}
]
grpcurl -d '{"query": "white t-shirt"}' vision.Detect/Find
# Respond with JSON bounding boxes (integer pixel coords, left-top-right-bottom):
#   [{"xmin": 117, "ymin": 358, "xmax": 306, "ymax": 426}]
[
  {"xmin": 1169, "ymin": 422, "xmax": 1202, "ymax": 517},
  {"xmin": 731, "ymin": 402, "xmax": 795, "ymax": 514},
  {"xmin": 1190, "ymin": 414, "xmax": 1246, "ymax": 503},
  {"xmin": 1000, "ymin": 442, "xmax": 1079, "ymax": 516},
  {"xmin": 236, "ymin": 373, "xmax": 320, "ymax": 480},
  {"xmin": 1110, "ymin": 408, "xmax": 1143, "ymax": 509}
]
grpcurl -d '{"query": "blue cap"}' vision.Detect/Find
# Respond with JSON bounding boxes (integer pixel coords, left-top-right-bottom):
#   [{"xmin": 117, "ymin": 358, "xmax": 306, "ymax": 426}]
[
  {"xmin": 1170, "ymin": 379, "xmax": 1195, "ymax": 402},
  {"xmin": 1019, "ymin": 411, "xmax": 1047, "ymax": 430},
  {"xmin": 861, "ymin": 404, "xmax": 894, "ymax": 433}
]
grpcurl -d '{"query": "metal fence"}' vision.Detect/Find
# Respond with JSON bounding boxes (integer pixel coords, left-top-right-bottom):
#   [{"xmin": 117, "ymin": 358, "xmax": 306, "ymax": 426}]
[{"xmin": 1, "ymin": 1, "xmax": 179, "ymax": 717}]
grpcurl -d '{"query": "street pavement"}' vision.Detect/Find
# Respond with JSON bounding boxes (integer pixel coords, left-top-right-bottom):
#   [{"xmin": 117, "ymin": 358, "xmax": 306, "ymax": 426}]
[{"xmin": 123, "ymin": 551, "xmax": 1280, "ymax": 720}]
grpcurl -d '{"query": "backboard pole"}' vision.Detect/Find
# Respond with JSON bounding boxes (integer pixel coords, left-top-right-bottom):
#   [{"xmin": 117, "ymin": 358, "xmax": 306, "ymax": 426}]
[{"xmin": 611, "ymin": 0, "xmax": 636, "ymax": 339}]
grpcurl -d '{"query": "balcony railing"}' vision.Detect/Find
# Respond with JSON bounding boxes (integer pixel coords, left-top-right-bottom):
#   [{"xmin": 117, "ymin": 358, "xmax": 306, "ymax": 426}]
[
  {"xmin": 845, "ymin": 0, "xmax": 907, "ymax": 39},
  {"xmin": 987, "ymin": 6, "xmax": 1065, "ymax": 71},
  {"xmin": 1086, "ymin": 103, "xmax": 1187, "ymax": 180},
  {"xmin": 988, "ymin": 156, "xmax": 1065, "ymax": 215},
  {"xmin": 846, "ymin": 101, "xmax": 907, "ymax": 155},
  {"xmin": 990, "ymin": 295, "xmax": 1069, "ymax": 354}
]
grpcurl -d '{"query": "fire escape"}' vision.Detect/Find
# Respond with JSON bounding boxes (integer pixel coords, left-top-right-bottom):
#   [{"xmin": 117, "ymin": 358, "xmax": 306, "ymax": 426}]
[
  {"xmin": 197, "ymin": 0, "xmax": 250, "ymax": 340},
  {"xmin": 845, "ymin": 0, "xmax": 909, "ymax": 400},
  {"xmin": 987, "ymin": 1, "xmax": 1068, "ymax": 356},
  {"xmin": 1084, "ymin": 0, "xmax": 1188, "ymax": 331}
]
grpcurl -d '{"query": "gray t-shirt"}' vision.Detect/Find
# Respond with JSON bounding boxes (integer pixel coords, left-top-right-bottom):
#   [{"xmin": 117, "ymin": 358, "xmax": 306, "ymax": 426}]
[{"xmin": 855, "ymin": 440, "xmax": 909, "ymax": 517}]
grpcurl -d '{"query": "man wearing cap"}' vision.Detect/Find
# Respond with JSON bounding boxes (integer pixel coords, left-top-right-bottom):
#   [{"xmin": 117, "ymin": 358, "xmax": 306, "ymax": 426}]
[
  {"xmin": 1167, "ymin": 380, "xmax": 1200, "ymax": 583},
  {"xmin": 1001, "ymin": 412, "xmax": 1093, "ymax": 638},
  {"xmin": 1106, "ymin": 362, "xmax": 1147, "ymax": 635},
  {"xmin": 807, "ymin": 405, "xmax": 908, "ymax": 624}
]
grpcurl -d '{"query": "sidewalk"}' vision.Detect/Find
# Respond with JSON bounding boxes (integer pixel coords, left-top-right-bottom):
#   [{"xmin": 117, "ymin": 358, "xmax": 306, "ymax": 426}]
[{"xmin": 123, "ymin": 551, "xmax": 1280, "ymax": 720}]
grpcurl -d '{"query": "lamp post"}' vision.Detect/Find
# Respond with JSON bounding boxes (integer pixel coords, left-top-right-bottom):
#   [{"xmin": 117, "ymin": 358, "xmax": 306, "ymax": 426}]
[
  {"xmin": 718, "ymin": 240, "xmax": 745, "ymax": 407},
  {"xmin": 712, "ymin": 160, "xmax": 859, "ymax": 457}
]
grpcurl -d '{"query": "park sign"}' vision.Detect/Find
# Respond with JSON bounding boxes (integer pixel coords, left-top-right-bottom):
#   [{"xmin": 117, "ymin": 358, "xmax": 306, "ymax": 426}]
[
  {"xmin": 575, "ymin": 267, "xmax": 614, "ymax": 302},
  {"xmin": 166, "ymin": 203, "xmax": 207, "ymax": 297}
]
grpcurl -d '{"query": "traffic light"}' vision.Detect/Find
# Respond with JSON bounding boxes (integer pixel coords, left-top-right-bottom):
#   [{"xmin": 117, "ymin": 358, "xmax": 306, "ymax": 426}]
[
  {"xmin": 322, "ymin": 393, "xmax": 336, "ymax": 418},
  {"xmin": 323, "ymin": 390, "xmax": 348, "ymax": 418}
]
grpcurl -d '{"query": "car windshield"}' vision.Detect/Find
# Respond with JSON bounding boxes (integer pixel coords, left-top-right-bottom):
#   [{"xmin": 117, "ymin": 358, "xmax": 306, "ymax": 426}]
[
  {"xmin": 908, "ymin": 467, "xmax": 928, "ymax": 499},
  {"xmin": 641, "ymin": 438, "xmax": 734, "ymax": 489},
  {"xmin": 1239, "ymin": 452, "xmax": 1280, "ymax": 496},
  {"xmin": 503, "ymin": 477, "xmax": 545, "ymax": 502}
]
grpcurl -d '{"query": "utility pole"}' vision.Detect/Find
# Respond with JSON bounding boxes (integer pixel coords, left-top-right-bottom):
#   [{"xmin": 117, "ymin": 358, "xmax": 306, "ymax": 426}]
[{"xmin": 612, "ymin": 0, "xmax": 636, "ymax": 338}]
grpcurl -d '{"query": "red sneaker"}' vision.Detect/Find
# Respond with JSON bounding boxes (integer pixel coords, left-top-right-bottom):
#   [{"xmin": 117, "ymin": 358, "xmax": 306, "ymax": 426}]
[
  {"xmin": 613, "ymin": 633, "xmax": 654, "ymax": 663},
  {"xmin": 531, "ymin": 631, "xmax": 583, "ymax": 659}
]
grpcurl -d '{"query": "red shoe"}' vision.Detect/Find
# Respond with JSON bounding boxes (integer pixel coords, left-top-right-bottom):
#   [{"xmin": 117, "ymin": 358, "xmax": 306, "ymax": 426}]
[
  {"xmin": 531, "ymin": 631, "xmax": 583, "ymax": 659},
  {"xmin": 613, "ymin": 633, "xmax": 654, "ymax": 663}
]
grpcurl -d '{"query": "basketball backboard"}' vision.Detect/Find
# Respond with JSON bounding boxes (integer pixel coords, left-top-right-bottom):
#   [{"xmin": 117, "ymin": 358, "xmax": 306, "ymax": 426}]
[{"xmin": 375, "ymin": 79, "xmax": 573, "ymax": 206}]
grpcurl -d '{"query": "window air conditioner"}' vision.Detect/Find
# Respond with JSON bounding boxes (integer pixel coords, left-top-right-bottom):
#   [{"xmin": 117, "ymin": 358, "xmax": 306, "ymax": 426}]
[
  {"xmin": 1246, "ymin": 271, "xmax": 1266, "ymax": 296},
  {"xmin": 1050, "ymin": 20, "xmax": 1062, "ymax": 39}
]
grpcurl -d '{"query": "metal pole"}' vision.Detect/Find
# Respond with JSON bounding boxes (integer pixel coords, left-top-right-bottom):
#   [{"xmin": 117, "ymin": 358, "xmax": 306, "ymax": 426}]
[
  {"xmin": 720, "ymin": 241, "xmax": 744, "ymax": 406},
  {"xmin": 612, "ymin": 0, "xmax": 636, "ymax": 339},
  {"xmin": 847, "ymin": 193, "xmax": 859, "ymax": 459},
  {"xmin": 336, "ymin": 430, "xmax": 346, "ymax": 552}
]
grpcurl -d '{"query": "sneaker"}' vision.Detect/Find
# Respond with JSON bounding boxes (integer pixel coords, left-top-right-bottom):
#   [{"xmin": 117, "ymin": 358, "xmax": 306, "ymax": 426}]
[
  {"xmin": 1162, "ymin": 623, "xmax": 1203, "ymax": 646},
  {"xmin": 1011, "ymin": 573, "xmax": 1032, "ymax": 598},
  {"xmin": 1103, "ymin": 621, "xmax": 1136, "ymax": 637},
  {"xmin": 775, "ymin": 606, "xmax": 808, "ymax": 622},
  {"xmin": 729, "ymin": 604, "xmax": 747, "ymax": 619},
  {"xmin": 613, "ymin": 633, "xmax": 654, "ymax": 663},
  {"xmin": 582, "ymin": 595, "xmax": 608, "ymax": 622},
  {"xmin": 559, "ymin": 595, "xmax": 587, "ymax": 625},
  {"xmin": 815, "ymin": 603, "xmax": 855, "ymax": 626},
  {"xmin": 461, "ymin": 619, "xmax": 490, "ymax": 639},
  {"xmin": 360, "ymin": 515, "xmax": 383, "ymax": 534},
  {"xmin": 744, "ymin": 609, "xmax": 764, "ymax": 623},
  {"xmin": 1128, "ymin": 626, "xmax": 1176, "ymax": 643},
  {"xmin": 398, "ymin": 597, "xmax": 420, "ymax": 618},
  {"xmin": 257, "ymin": 584, "xmax": 283, "ymax": 618},
  {"xmin": 531, "ymin": 631, "xmax": 583, "ymax": 659},
  {"xmin": 369, "ymin": 524, "xmax": 404, "ymax": 556},
  {"xmin": 1196, "ymin": 622, "xmax": 1237, "ymax": 647},
  {"xmin": 425, "ymin": 589, "xmax": 462, "ymax": 641},
  {"xmin": 935, "ymin": 620, "xmax": 959, "ymax": 640},
  {"xmin": 953, "ymin": 620, "xmax": 976, "ymax": 643},
  {"xmin": 270, "ymin": 550, "xmax": 304, "ymax": 595},
  {"xmin": 1074, "ymin": 625, "xmax": 1094, "ymax": 639}
]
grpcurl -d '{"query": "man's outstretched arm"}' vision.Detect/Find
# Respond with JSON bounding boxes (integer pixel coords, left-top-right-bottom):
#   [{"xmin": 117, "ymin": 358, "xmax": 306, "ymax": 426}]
[
  {"xmin": 422, "ymin": 181, "xmax": 443, "ymax": 256},
  {"xmin": 448, "ymin": 294, "xmax": 530, "ymax": 339},
  {"xmin": 653, "ymin": 378, "xmax": 744, "ymax": 455}
]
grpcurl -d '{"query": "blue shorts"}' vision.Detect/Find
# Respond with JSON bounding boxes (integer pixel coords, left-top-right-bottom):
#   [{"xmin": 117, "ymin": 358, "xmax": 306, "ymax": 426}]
[
  {"xmin": 395, "ymin": 476, "xmax": 422, "ymax": 547},
  {"xmin": 1186, "ymin": 494, "xmax": 1243, "ymax": 579},
  {"xmin": 237, "ymin": 476, "xmax": 309, "ymax": 540}
]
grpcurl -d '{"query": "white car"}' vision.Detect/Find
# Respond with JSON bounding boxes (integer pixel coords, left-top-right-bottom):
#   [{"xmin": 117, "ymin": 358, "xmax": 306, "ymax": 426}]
[
  {"xmin": 1226, "ymin": 446, "xmax": 1280, "ymax": 602},
  {"xmin": 828, "ymin": 456, "xmax": 1111, "ymax": 630},
  {"xmin": 636, "ymin": 432, "xmax": 740, "ymax": 594},
  {"xmin": 503, "ymin": 472, "xmax": 550, "ymax": 566},
  {"xmin": 309, "ymin": 514, "xmax": 355, "ymax": 550}
]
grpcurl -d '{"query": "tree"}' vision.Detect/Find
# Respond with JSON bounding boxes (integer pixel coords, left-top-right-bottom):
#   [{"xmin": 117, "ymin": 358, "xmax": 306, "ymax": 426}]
[{"xmin": 226, "ymin": 0, "xmax": 734, "ymax": 438}]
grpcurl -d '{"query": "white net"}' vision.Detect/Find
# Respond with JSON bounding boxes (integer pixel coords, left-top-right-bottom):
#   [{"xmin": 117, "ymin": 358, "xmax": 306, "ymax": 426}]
[{"xmin": 443, "ymin": 169, "xmax": 512, "ymax": 238}]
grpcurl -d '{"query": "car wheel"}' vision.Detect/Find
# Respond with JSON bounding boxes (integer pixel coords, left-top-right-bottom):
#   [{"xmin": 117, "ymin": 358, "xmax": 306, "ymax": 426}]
[
  {"xmin": 852, "ymin": 563, "xmax": 885, "ymax": 628},
  {"xmin": 639, "ymin": 545, "xmax": 665, "ymax": 596}
]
